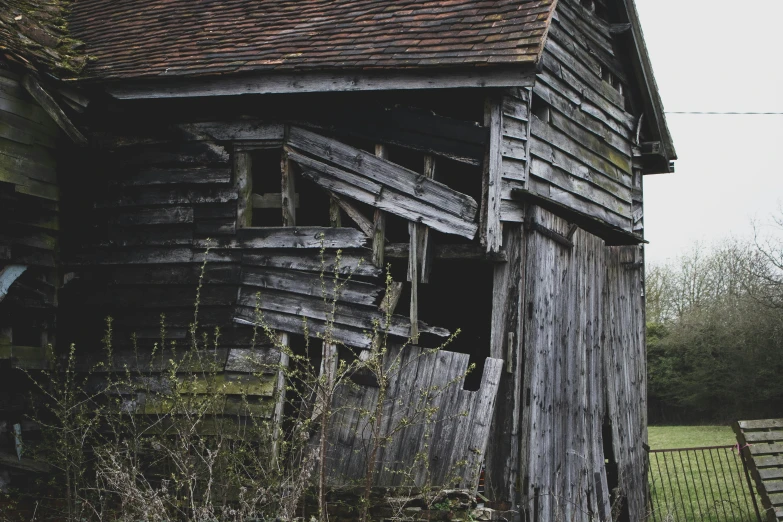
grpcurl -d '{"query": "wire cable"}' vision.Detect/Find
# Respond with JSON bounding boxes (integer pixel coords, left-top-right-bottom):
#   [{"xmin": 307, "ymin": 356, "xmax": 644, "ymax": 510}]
[{"xmin": 665, "ymin": 111, "xmax": 783, "ymax": 115}]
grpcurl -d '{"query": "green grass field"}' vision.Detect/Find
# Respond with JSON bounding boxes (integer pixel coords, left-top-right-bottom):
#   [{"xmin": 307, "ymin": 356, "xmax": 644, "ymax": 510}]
[
  {"xmin": 646, "ymin": 426, "xmax": 761, "ymax": 522},
  {"xmin": 648, "ymin": 425, "xmax": 736, "ymax": 450}
]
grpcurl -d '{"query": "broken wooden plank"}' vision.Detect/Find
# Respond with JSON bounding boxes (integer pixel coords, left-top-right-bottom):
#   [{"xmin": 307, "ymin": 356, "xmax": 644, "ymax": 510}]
[
  {"xmin": 296, "ymin": 165, "xmax": 477, "ymax": 239},
  {"xmin": 384, "ymin": 243, "xmax": 507, "ymax": 262},
  {"xmin": 287, "ymin": 127, "xmax": 478, "ymax": 221},
  {"xmin": 331, "ymin": 194, "xmax": 373, "ymax": 238},
  {"xmin": 178, "ymin": 121, "xmax": 285, "ymax": 142},
  {"xmin": 0, "ymin": 265, "xmax": 27, "ymax": 303},
  {"xmin": 484, "ymin": 97, "xmax": 504, "ymax": 254},
  {"xmin": 21, "ymin": 74, "xmax": 86, "ymax": 145}
]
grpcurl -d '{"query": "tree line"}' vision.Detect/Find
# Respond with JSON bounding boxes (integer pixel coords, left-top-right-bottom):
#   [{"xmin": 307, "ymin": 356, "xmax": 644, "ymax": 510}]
[{"xmin": 647, "ymin": 216, "xmax": 783, "ymax": 424}]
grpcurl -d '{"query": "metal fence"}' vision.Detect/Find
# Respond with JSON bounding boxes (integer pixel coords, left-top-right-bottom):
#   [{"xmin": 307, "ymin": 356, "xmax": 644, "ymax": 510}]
[{"xmin": 648, "ymin": 445, "xmax": 762, "ymax": 522}]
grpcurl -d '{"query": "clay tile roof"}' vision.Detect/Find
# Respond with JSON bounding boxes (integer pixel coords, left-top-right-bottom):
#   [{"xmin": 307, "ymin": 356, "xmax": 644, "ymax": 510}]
[
  {"xmin": 68, "ymin": 0, "xmax": 557, "ymax": 81},
  {"xmin": 0, "ymin": 0, "xmax": 87, "ymax": 78}
]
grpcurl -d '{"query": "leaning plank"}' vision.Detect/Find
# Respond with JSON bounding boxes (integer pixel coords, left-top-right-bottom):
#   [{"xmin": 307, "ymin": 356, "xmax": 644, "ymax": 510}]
[
  {"xmin": 287, "ymin": 127, "xmax": 478, "ymax": 221},
  {"xmin": 296, "ymin": 164, "xmax": 477, "ymax": 238},
  {"xmin": 331, "ymin": 194, "xmax": 374, "ymax": 238},
  {"xmin": 21, "ymin": 74, "xmax": 86, "ymax": 145}
]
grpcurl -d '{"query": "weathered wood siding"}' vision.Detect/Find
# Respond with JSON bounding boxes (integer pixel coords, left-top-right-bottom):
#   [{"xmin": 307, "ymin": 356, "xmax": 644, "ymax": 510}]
[
  {"xmin": 325, "ymin": 346, "xmax": 503, "ymax": 489},
  {"xmin": 519, "ymin": 206, "xmax": 609, "ymax": 522},
  {"xmin": 498, "ymin": 89, "xmax": 532, "ymax": 225},
  {"xmin": 604, "ymin": 245, "xmax": 648, "ymax": 521},
  {"xmin": 499, "ymin": 207, "xmax": 648, "ymax": 522},
  {"xmin": 502, "ymin": 0, "xmax": 642, "ymax": 238},
  {"xmin": 0, "ymin": 68, "xmax": 61, "ymax": 367}
]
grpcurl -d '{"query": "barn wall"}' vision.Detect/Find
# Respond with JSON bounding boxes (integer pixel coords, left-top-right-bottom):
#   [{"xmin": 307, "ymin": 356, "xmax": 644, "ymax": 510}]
[
  {"xmin": 510, "ymin": 206, "xmax": 647, "ymax": 522},
  {"xmin": 0, "ymin": 67, "xmax": 63, "ymax": 485},
  {"xmin": 518, "ymin": 205, "xmax": 609, "ymax": 522},
  {"xmin": 501, "ymin": 0, "xmax": 642, "ymax": 238},
  {"xmin": 604, "ymin": 245, "xmax": 648, "ymax": 521},
  {"xmin": 0, "ymin": 68, "xmax": 61, "ymax": 363},
  {"xmin": 57, "ymin": 91, "xmax": 505, "ymax": 488}
]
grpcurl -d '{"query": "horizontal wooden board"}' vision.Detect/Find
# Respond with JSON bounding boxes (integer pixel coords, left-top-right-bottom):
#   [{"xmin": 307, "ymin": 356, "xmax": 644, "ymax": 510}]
[
  {"xmin": 751, "ymin": 444, "xmax": 783, "ymax": 456},
  {"xmin": 745, "ymin": 431, "xmax": 783, "ymax": 443},
  {"xmin": 529, "ymin": 156, "xmax": 630, "ymax": 217},
  {"xmin": 237, "ymin": 288, "xmax": 448, "ymax": 339},
  {"xmin": 241, "ymin": 266, "xmax": 383, "ymax": 306},
  {"xmin": 242, "ymin": 250, "xmax": 380, "ymax": 277},
  {"xmin": 178, "ymin": 121, "xmax": 285, "ymax": 142},
  {"xmin": 114, "ymin": 166, "xmax": 232, "ymax": 186},
  {"xmin": 740, "ymin": 419, "xmax": 783, "ymax": 430},
  {"xmin": 237, "ymin": 227, "xmax": 369, "ymax": 249}
]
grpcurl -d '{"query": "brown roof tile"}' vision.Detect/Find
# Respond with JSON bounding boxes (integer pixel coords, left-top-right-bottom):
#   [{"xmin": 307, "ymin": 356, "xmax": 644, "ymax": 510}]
[{"xmin": 68, "ymin": 0, "xmax": 556, "ymax": 81}]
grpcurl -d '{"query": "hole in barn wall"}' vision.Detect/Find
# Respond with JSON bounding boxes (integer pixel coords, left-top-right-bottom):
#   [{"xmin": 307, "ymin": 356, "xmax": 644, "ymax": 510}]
[
  {"xmin": 603, "ymin": 417, "xmax": 630, "ymax": 522},
  {"xmin": 531, "ymin": 93, "xmax": 551, "ymax": 124},
  {"xmin": 418, "ymin": 255, "xmax": 493, "ymax": 391}
]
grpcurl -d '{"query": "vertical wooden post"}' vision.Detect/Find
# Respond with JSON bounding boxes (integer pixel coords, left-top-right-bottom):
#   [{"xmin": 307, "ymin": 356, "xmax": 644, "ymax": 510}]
[
  {"xmin": 234, "ymin": 152, "xmax": 253, "ymax": 228},
  {"xmin": 272, "ymin": 333, "xmax": 290, "ymax": 460},
  {"xmin": 329, "ymin": 198, "xmax": 342, "ymax": 228},
  {"xmin": 312, "ymin": 341, "xmax": 338, "ymax": 420},
  {"xmin": 419, "ymin": 155, "xmax": 436, "ymax": 283},
  {"xmin": 483, "ymin": 96, "xmax": 503, "ymax": 254},
  {"xmin": 281, "ymin": 151, "xmax": 296, "ymax": 227},
  {"xmin": 372, "ymin": 145, "xmax": 388, "ymax": 268},
  {"xmin": 408, "ymin": 221, "xmax": 419, "ymax": 344}
]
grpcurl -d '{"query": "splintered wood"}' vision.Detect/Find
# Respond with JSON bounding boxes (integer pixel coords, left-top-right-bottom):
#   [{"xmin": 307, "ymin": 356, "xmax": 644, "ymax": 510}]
[
  {"xmin": 323, "ymin": 346, "xmax": 503, "ymax": 489},
  {"xmin": 286, "ymin": 127, "xmax": 479, "ymax": 239}
]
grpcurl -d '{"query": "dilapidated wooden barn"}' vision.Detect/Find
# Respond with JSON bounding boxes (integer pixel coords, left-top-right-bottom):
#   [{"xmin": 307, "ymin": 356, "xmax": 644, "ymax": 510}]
[{"xmin": 0, "ymin": 0, "xmax": 675, "ymax": 520}]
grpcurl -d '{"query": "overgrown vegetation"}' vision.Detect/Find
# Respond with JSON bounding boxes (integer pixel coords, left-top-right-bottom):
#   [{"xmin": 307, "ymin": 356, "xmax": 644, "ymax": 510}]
[
  {"xmin": 1, "ymin": 244, "xmax": 474, "ymax": 521},
  {"xmin": 647, "ymin": 213, "xmax": 783, "ymax": 424}
]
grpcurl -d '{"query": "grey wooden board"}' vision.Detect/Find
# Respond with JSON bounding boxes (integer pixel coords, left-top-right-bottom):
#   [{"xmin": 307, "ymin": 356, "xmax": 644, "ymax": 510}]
[
  {"xmin": 604, "ymin": 245, "xmax": 649, "ymax": 522},
  {"xmin": 107, "ymin": 67, "xmax": 537, "ymax": 99},
  {"xmin": 242, "ymin": 250, "xmax": 381, "ymax": 277},
  {"xmin": 324, "ymin": 346, "xmax": 503, "ymax": 489},
  {"xmin": 241, "ymin": 266, "xmax": 383, "ymax": 307},
  {"xmin": 485, "ymin": 224, "xmax": 525, "ymax": 502},
  {"xmin": 236, "ymin": 288, "xmax": 447, "ymax": 340}
]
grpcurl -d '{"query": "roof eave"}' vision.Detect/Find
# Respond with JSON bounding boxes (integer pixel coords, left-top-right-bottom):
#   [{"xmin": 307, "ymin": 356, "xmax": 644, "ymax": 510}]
[
  {"xmin": 96, "ymin": 65, "xmax": 540, "ymax": 101},
  {"xmin": 622, "ymin": 0, "xmax": 677, "ymax": 174}
]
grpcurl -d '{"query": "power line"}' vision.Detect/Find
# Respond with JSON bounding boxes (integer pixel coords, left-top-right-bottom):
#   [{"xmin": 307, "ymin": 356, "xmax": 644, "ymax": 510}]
[{"xmin": 666, "ymin": 111, "xmax": 783, "ymax": 115}]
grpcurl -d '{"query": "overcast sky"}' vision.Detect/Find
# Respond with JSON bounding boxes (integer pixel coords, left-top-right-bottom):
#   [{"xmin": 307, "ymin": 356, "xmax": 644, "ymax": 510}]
[{"xmin": 635, "ymin": 0, "xmax": 783, "ymax": 264}]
